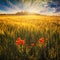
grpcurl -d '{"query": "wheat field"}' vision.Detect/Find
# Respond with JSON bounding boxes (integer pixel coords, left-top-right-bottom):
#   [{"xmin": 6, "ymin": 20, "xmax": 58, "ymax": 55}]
[{"xmin": 0, "ymin": 15, "xmax": 60, "ymax": 60}]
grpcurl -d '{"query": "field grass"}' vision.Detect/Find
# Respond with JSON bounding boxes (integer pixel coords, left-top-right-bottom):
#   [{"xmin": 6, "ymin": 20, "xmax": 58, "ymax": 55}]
[{"xmin": 0, "ymin": 15, "xmax": 60, "ymax": 60}]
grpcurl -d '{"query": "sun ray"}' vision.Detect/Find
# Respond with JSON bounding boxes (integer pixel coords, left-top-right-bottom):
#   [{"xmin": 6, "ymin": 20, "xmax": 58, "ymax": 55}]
[{"xmin": 0, "ymin": 0, "xmax": 60, "ymax": 16}]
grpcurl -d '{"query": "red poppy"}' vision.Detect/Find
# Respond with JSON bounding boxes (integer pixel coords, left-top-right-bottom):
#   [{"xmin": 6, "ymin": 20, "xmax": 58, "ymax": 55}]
[
  {"xmin": 31, "ymin": 43, "xmax": 35, "ymax": 46},
  {"xmin": 16, "ymin": 37, "xmax": 25, "ymax": 45},
  {"xmin": 16, "ymin": 37, "xmax": 22, "ymax": 45},
  {"xmin": 17, "ymin": 37, "xmax": 21, "ymax": 41},
  {"xmin": 21, "ymin": 40, "xmax": 25, "ymax": 45},
  {"xmin": 39, "ymin": 38, "xmax": 44, "ymax": 44},
  {"xmin": 16, "ymin": 40, "xmax": 21, "ymax": 45}
]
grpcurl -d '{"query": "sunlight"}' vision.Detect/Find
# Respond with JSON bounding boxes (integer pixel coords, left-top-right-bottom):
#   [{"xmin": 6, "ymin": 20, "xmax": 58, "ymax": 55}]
[
  {"xmin": 0, "ymin": 0, "xmax": 60, "ymax": 16},
  {"xmin": 27, "ymin": 8, "xmax": 39, "ymax": 13}
]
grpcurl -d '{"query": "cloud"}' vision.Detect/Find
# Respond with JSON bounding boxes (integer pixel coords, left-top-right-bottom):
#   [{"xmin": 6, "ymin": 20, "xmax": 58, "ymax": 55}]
[
  {"xmin": 55, "ymin": 7, "xmax": 60, "ymax": 12},
  {"xmin": 0, "ymin": 0, "xmax": 60, "ymax": 16},
  {"xmin": 38, "ymin": 1, "xmax": 60, "ymax": 16}
]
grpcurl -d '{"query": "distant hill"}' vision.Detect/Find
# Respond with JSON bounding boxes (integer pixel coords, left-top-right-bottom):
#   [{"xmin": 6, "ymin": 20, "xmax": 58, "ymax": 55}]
[
  {"xmin": 16, "ymin": 11, "xmax": 40, "ymax": 15},
  {"xmin": 0, "ymin": 11, "xmax": 60, "ymax": 17}
]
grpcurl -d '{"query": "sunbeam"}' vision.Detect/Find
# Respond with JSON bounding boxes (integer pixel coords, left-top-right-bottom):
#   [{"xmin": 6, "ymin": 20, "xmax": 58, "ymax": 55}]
[{"xmin": 0, "ymin": 0, "xmax": 60, "ymax": 16}]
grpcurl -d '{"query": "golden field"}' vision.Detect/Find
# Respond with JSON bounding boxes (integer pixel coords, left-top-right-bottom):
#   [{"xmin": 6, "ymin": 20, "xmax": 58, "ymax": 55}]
[{"xmin": 0, "ymin": 15, "xmax": 60, "ymax": 60}]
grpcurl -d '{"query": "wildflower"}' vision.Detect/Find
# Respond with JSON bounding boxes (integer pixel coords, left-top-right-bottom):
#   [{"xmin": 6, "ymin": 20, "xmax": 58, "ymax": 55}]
[
  {"xmin": 39, "ymin": 38, "xmax": 44, "ymax": 44},
  {"xmin": 31, "ymin": 43, "xmax": 35, "ymax": 46},
  {"xmin": 16, "ymin": 40, "xmax": 21, "ymax": 45},
  {"xmin": 16, "ymin": 37, "xmax": 25, "ymax": 45},
  {"xmin": 16, "ymin": 37, "xmax": 21, "ymax": 45},
  {"xmin": 21, "ymin": 40, "xmax": 25, "ymax": 45},
  {"xmin": 17, "ymin": 37, "xmax": 21, "ymax": 41}
]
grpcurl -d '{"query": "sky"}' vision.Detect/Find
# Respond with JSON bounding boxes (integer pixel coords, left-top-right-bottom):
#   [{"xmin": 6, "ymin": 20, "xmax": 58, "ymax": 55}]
[{"xmin": 0, "ymin": 0, "xmax": 60, "ymax": 16}]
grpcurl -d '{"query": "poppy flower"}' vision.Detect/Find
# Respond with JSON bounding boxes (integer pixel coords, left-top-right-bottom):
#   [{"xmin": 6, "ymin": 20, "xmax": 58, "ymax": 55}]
[
  {"xmin": 17, "ymin": 37, "xmax": 21, "ymax": 41},
  {"xmin": 31, "ymin": 43, "xmax": 35, "ymax": 46},
  {"xmin": 16, "ymin": 37, "xmax": 25, "ymax": 45},
  {"xmin": 39, "ymin": 38, "xmax": 44, "ymax": 44},
  {"xmin": 16, "ymin": 37, "xmax": 22, "ymax": 45},
  {"xmin": 21, "ymin": 40, "xmax": 25, "ymax": 45},
  {"xmin": 16, "ymin": 40, "xmax": 21, "ymax": 45}
]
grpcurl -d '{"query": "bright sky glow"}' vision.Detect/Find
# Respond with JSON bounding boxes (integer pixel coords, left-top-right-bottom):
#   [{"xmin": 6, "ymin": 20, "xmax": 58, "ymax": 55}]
[{"xmin": 0, "ymin": 0, "xmax": 60, "ymax": 16}]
